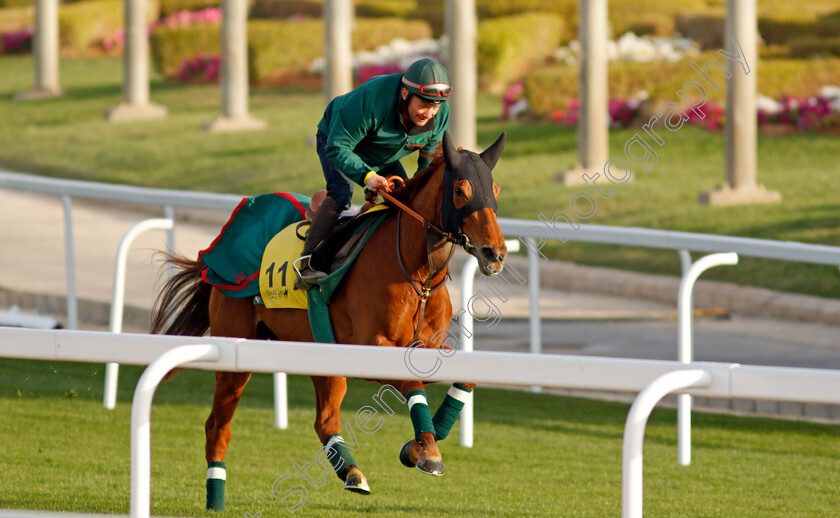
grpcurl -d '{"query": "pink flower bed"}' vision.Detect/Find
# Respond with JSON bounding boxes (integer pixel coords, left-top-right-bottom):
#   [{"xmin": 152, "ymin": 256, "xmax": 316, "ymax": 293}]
[
  {"xmin": 1, "ymin": 29, "xmax": 33, "ymax": 54},
  {"xmin": 176, "ymin": 54, "xmax": 220, "ymax": 83}
]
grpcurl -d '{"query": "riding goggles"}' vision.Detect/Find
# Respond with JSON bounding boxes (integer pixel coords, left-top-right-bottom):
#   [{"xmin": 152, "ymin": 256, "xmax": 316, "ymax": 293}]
[{"xmin": 402, "ymin": 78, "xmax": 452, "ymax": 97}]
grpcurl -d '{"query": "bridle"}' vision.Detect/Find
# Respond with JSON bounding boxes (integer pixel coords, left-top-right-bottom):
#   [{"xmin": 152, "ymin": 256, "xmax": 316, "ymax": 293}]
[{"xmin": 375, "ymin": 180, "xmax": 477, "ymax": 345}]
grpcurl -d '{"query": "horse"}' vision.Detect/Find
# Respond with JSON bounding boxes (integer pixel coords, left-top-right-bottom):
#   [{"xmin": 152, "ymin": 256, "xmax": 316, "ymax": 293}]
[{"xmin": 150, "ymin": 131, "xmax": 508, "ymax": 511}]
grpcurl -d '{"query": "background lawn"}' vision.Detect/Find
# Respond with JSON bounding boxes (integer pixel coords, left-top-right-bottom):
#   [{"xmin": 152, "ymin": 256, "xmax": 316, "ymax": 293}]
[
  {"xmin": 1, "ymin": 55, "xmax": 839, "ymax": 298},
  {"xmin": 2, "ymin": 357, "xmax": 840, "ymax": 517}
]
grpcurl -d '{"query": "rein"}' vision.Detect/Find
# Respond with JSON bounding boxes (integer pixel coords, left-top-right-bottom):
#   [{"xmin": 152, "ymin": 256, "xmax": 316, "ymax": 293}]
[
  {"xmin": 378, "ymin": 189, "xmax": 465, "ymax": 247},
  {"xmin": 395, "ymin": 210, "xmax": 456, "ymax": 344},
  {"xmin": 377, "ymin": 182, "xmax": 457, "ymax": 344}
]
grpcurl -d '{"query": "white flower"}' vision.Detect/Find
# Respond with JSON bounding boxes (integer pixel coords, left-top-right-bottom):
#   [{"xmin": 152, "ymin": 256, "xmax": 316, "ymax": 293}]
[{"xmin": 756, "ymin": 95, "xmax": 781, "ymax": 114}]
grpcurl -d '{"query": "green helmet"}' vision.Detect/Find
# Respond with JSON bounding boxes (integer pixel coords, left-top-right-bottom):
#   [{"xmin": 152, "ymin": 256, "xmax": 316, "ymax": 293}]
[{"xmin": 401, "ymin": 58, "xmax": 452, "ymax": 104}]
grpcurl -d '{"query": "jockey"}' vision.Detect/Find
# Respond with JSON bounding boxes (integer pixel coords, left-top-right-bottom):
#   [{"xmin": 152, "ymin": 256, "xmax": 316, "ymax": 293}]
[{"xmin": 295, "ymin": 58, "xmax": 452, "ymax": 289}]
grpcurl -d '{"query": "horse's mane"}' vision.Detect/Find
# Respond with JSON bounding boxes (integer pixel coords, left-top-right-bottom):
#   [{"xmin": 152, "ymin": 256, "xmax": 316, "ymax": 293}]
[{"xmin": 387, "ymin": 147, "xmax": 445, "ymax": 204}]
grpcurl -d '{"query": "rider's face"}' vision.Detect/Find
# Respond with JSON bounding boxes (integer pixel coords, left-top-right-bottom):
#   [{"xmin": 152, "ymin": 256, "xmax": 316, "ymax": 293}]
[{"xmin": 402, "ymin": 88, "xmax": 441, "ymax": 127}]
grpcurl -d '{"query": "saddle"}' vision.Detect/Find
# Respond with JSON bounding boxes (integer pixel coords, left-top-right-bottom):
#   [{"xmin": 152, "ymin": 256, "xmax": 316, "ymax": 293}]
[{"xmin": 306, "ymin": 202, "xmax": 389, "ymax": 276}]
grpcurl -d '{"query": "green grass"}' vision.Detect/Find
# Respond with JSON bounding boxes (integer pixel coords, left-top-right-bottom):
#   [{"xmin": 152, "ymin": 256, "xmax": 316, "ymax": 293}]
[
  {"xmin": 1, "ymin": 55, "xmax": 840, "ymax": 297},
  {"xmin": 2, "ymin": 358, "xmax": 840, "ymax": 517}
]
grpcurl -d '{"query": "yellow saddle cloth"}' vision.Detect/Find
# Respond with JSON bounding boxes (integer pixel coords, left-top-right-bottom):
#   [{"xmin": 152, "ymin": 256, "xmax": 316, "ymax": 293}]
[{"xmin": 258, "ymin": 224, "xmax": 308, "ymax": 309}]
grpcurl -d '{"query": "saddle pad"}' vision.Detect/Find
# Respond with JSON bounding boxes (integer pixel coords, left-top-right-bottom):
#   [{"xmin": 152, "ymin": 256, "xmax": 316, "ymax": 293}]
[
  {"xmin": 259, "ymin": 224, "xmax": 309, "ymax": 309},
  {"xmin": 199, "ymin": 192, "xmax": 309, "ymax": 297}
]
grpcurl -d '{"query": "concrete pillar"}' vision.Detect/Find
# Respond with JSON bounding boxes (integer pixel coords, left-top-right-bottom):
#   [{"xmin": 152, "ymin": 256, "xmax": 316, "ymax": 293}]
[
  {"xmin": 104, "ymin": 0, "xmax": 167, "ymax": 121},
  {"xmin": 203, "ymin": 0, "xmax": 265, "ymax": 131},
  {"xmin": 324, "ymin": 0, "xmax": 353, "ymax": 104},
  {"xmin": 15, "ymin": 0, "xmax": 62, "ymax": 100},
  {"xmin": 557, "ymin": 0, "xmax": 609, "ymax": 185},
  {"xmin": 698, "ymin": 0, "xmax": 780, "ymax": 205},
  {"xmin": 446, "ymin": 0, "xmax": 477, "ymax": 151}
]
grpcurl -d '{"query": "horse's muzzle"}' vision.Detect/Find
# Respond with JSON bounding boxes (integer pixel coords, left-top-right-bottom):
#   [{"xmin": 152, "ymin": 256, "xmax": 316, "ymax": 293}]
[{"xmin": 474, "ymin": 246, "xmax": 506, "ymax": 276}]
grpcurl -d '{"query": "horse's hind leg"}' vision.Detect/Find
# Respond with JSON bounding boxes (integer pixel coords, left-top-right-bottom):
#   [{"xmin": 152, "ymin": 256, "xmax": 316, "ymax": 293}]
[
  {"xmin": 205, "ymin": 290, "xmax": 257, "ymax": 511},
  {"xmin": 205, "ymin": 371, "xmax": 251, "ymax": 511},
  {"xmin": 399, "ymin": 382, "xmax": 476, "ymax": 473},
  {"xmin": 311, "ymin": 375, "xmax": 370, "ymax": 495}
]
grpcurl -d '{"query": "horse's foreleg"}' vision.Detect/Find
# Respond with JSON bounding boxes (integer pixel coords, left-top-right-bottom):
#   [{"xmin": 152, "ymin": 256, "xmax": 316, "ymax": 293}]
[
  {"xmin": 399, "ymin": 382, "xmax": 476, "ymax": 473},
  {"xmin": 432, "ymin": 382, "xmax": 475, "ymax": 440},
  {"xmin": 397, "ymin": 380, "xmax": 444, "ymax": 476},
  {"xmin": 205, "ymin": 371, "xmax": 252, "ymax": 511},
  {"xmin": 311, "ymin": 376, "xmax": 370, "ymax": 495}
]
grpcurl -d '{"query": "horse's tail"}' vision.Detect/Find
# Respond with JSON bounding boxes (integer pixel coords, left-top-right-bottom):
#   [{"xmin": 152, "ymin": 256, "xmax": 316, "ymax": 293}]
[{"xmin": 150, "ymin": 254, "xmax": 211, "ymax": 337}]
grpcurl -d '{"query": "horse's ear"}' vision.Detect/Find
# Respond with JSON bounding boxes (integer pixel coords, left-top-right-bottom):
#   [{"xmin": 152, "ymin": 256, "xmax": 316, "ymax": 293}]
[
  {"xmin": 479, "ymin": 132, "xmax": 506, "ymax": 170},
  {"xmin": 442, "ymin": 131, "xmax": 461, "ymax": 169}
]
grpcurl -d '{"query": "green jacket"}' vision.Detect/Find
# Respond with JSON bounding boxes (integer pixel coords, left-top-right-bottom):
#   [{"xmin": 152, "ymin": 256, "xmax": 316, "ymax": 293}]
[{"xmin": 317, "ymin": 73, "xmax": 450, "ymax": 186}]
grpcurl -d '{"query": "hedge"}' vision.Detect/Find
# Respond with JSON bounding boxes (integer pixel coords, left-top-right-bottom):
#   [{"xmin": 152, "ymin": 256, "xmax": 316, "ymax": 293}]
[
  {"xmin": 151, "ymin": 17, "xmax": 432, "ymax": 82},
  {"xmin": 59, "ymin": 0, "xmax": 125, "ymax": 51},
  {"xmin": 523, "ymin": 56, "xmax": 840, "ymax": 118},
  {"xmin": 477, "ymin": 12, "xmax": 564, "ymax": 93},
  {"xmin": 789, "ymin": 36, "xmax": 840, "ymax": 59},
  {"xmin": 0, "ymin": 0, "xmax": 157, "ymax": 51},
  {"xmin": 677, "ymin": 10, "xmax": 840, "ymax": 50},
  {"xmin": 159, "ymin": 0, "xmax": 220, "ymax": 18},
  {"xmin": 250, "ymin": 0, "xmax": 418, "ymax": 20},
  {"xmin": 0, "ymin": 0, "xmax": 30, "ymax": 9},
  {"xmin": 0, "ymin": 5, "xmax": 32, "ymax": 33}
]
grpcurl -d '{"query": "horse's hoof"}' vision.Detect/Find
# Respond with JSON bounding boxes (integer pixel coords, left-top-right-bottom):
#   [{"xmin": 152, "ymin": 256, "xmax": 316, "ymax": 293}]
[
  {"xmin": 399, "ymin": 440, "xmax": 418, "ymax": 468},
  {"xmin": 343, "ymin": 466, "xmax": 371, "ymax": 495},
  {"xmin": 416, "ymin": 454, "xmax": 444, "ymax": 476}
]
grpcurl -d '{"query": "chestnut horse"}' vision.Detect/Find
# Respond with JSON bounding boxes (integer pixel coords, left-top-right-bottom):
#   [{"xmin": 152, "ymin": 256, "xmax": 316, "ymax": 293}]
[{"xmin": 150, "ymin": 132, "xmax": 507, "ymax": 510}]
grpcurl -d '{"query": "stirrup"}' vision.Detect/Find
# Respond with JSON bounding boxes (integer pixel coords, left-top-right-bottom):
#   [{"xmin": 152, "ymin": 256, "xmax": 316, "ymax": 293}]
[{"xmin": 293, "ymin": 255, "xmax": 327, "ymax": 290}]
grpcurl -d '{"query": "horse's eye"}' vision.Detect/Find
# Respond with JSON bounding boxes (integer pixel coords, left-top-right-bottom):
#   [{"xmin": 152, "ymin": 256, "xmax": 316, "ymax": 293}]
[{"xmin": 454, "ymin": 187, "xmax": 463, "ymax": 196}]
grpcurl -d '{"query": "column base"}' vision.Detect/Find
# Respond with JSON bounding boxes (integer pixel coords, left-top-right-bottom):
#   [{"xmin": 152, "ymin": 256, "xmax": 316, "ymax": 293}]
[
  {"xmin": 556, "ymin": 165, "xmax": 633, "ymax": 186},
  {"xmin": 15, "ymin": 86, "xmax": 63, "ymax": 101},
  {"xmin": 698, "ymin": 184, "xmax": 782, "ymax": 206},
  {"xmin": 202, "ymin": 114, "xmax": 267, "ymax": 132},
  {"xmin": 555, "ymin": 166, "xmax": 588, "ymax": 186},
  {"xmin": 104, "ymin": 102, "xmax": 168, "ymax": 122}
]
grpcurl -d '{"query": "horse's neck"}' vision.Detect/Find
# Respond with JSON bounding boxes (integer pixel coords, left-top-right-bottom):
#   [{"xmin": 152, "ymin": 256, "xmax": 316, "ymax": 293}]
[{"xmin": 398, "ymin": 168, "xmax": 450, "ymax": 275}]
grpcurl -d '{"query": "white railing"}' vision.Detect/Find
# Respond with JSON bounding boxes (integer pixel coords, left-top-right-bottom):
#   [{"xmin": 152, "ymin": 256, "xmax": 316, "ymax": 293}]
[
  {"xmin": 4, "ymin": 327, "xmax": 840, "ymax": 518},
  {"xmin": 3, "ymin": 169, "xmax": 840, "ymax": 462}
]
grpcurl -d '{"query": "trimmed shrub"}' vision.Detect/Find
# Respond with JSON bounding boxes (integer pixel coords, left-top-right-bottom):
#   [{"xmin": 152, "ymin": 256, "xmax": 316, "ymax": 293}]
[
  {"xmin": 159, "ymin": 0, "xmax": 220, "ymax": 18},
  {"xmin": 789, "ymin": 36, "xmax": 840, "ymax": 59},
  {"xmin": 758, "ymin": 58, "xmax": 840, "ymax": 100},
  {"xmin": 678, "ymin": 9, "xmax": 840, "ymax": 49},
  {"xmin": 152, "ymin": 17, "xmax": 432, "ymax": 82},
  {"xmin": 247, "ymin": 18, "xmax": 321, "ymax": 82},
  {"xmin": 250, "ymin": 0, "xmax": 417, "ymax": 20},
  {"xmin": 249, "ymin": 0, "xmax": 320, "ymax": 19},
  {"xmin": 151, "ymin": 23, "xmax": 219, "ymax": 76},
  {"xmin": 0, "ymin": 5, "xmax": 33, "ymax": 33},
  {"xmin": 356, "ymin": 0, "xmax": 419, "ymax": 18},
  {"xmin": 477, "ymin": 12, "xmax": 563, "ymax": 93},
  {"xmin": 0, "ymin": 0, "xmax": 30, "ymax": 8},
  {"xmin": 58, "ymin": 0, "xmax": 158, "ymax": 52},
  {"xmin": 523, "ymin": 55, "xmax": 840, "ymax": 118},
  {"xmin": 674, "ymin": 11, "xmax": 725, "ymax": 50}
]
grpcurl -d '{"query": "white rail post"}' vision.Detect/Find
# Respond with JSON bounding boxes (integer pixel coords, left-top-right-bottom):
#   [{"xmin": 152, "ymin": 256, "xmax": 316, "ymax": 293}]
[
  {"xmin": 131, "ymin": 344, "xmax": 221, "ymax": 518},
  {"xmin": 274, "ymin": 372, "xmax": 288, "ymax": 429},
  {"xmin": 677, "ymin": 252, "xmax": 738, "ymax": 465},
  {"xmin": 104, "ymin": 218, "xmax": 174, "ymax": 410},
  {"xmin": 61, "ymin": 195, "xmax": 79, "ymax": 330},
  {"xmin": 623, "ymin": 369, "xmax": 712, "ymax": 518},
  {"xmin": 525, "ymin": 237, "xmax": 541, "ymax": 392},
  {"xmin": 459, "ymin": 255, "xmax": 479, "ymax": 448},
  {"xmin": 458, "ymin": 239, "xmax": 521, "ymax": 446}
]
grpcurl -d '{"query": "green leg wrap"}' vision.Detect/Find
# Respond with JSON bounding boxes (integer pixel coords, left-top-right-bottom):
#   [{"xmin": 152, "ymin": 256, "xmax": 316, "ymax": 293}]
[
  {"xmin": 206, "ymin": 461, "xmax": 226, "ymax": 511},
  {"xmin": 433, "ymin": 383, "xmax": 473, "ymax": 440},
  {"xmin": 406, "ymin": 389, "xmax": 436, "ymax": 441},
  {"xmin": 323, "ymin": 434, "xmax": 358, "ymax": 480}
]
